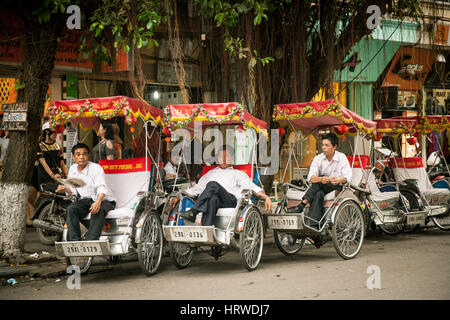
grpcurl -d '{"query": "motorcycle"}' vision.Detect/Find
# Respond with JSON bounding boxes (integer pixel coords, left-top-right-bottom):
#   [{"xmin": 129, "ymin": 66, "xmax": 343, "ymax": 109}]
[
  {"xmin": 32, "ymin": 178, "xmax": 82, "ymax": 245},
  {"xmin": 427, "ymin": 151, "xmax": 450, "ymax": 188}
]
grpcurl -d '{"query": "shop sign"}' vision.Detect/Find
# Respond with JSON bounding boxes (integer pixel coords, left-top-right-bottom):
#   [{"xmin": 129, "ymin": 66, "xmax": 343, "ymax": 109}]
[{"xmin": 0, "ymin": 102, "xmax": 28, "ymax": 131}]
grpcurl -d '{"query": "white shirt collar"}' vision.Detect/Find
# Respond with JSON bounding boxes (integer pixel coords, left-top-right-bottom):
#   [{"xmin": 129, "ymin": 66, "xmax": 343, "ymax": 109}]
[
  {"xmin": 74, "ymin": 162, "xmax": 92, "ymax": 175},
  {"xmin": 319, "ymin": 151, "xmax": 340, "ymax": 162}
]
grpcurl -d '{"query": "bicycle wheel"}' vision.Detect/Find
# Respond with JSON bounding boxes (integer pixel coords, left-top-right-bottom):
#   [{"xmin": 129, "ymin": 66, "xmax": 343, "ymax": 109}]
[
  {"xmin": 401, "ymin": 190, "xmax": 421, "ymax": 233},
  {"xmin": 239, "ymin": 208, "xmax": 264, "ymax": 271},
  {"xmin": 137, "ymin": 211, "xmax": 164, "ymax": 276},
  {"xmin": 169, "ymin": 242, "xmax": 195, "ymax": 269},
  {"xmin": 332, "ymin": 200, "xmax": 365, "ymax": 260},
  {"xmin": 65, "ymin": 256, "xmax": 93, "ymax": 275},
  {"xmin": 431, "ymin": 212, "xmax": 450, "ymax": 231},
  {"xmin": 379, "ymin": 223, "xmax": 404, "ymax": 235},
  {"xmin": 274, "ymin": 231, "xmax": 305, "ymax": 256}
]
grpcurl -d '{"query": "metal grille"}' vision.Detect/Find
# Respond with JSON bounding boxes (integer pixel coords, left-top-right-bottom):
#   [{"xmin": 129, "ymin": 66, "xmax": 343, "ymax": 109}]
[{"xmin": 0, "ymin": 78, "xmax": 17, "ymax": 107}]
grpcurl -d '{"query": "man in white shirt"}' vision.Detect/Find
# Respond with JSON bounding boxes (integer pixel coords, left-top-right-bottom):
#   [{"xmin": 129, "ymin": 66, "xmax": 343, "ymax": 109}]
[
  {"xmin": 163, "ymin": 158, "xmax": 177, "ymax": 179},
  {"xmin": 173, "ymin": 145, "xmax": 272, "ymax": 226},
  {"xmin": 288, "ymin": 133, "xmax": 352, "ymax": 227},
  {"xmin": 56, "ymin": 143, "xmax": 116, "ymax": 241}
]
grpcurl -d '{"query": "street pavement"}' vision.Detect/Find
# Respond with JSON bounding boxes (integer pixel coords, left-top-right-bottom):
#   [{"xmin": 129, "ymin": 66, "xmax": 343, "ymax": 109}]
[{"xmin": 0, "ymin": 226, "xmax": 449, "ymax": 300}]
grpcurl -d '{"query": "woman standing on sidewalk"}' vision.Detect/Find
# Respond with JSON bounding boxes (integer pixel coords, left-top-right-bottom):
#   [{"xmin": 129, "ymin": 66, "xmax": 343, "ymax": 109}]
[{"xmin": 37, "ymin": 122, "xmax": 68, "ymax": 187}]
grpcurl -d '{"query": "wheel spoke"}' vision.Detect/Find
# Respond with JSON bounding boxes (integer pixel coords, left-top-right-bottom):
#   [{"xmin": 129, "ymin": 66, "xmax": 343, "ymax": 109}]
[{"xmin": 333, "ymin": 202, "xmax": 364, "ymax": 258}]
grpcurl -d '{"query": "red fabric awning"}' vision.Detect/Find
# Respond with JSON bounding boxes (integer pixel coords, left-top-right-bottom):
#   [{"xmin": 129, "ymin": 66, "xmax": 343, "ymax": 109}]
[
  {"xmin": 48, "ymin": 96, "xmax": 164, "ymax": 130},
  {"xmin": 163, "ymin": 102, "xmax": 268, "ymax": 138},
  {"xmin": 273, "ymin": 100, "xmax": 376, "ymax": 135},
  {"xmin": 376, "ymin": 115, "xmax": 450, "ymax": 135}
]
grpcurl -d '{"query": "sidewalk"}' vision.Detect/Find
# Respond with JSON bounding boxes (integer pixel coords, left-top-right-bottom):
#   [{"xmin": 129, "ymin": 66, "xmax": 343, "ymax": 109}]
[
  {"xmin": 0, "ymin": 228, "xmax": 67, "ymax": 285},
  {"xmin": 1, "ymin": 200, "xmax": 282, "ymax": 285}
]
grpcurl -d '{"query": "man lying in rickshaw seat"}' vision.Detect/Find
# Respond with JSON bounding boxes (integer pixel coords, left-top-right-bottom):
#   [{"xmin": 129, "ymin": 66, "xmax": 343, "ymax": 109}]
[
  {"xmin": 287, "ymin": 133, "xmax": 352, "ymax": 228},
  {"xmin": 171, "ymin": 145, "xmax": 272, "ymax": 226}
]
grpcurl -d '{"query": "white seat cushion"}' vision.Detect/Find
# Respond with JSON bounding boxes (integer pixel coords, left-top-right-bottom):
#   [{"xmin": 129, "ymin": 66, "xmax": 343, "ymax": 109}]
[
  {"xmin": 350, "ymin": 168, "xmax": 364, "ymax": 187},
  {"xmin": 194, "ymin": 208, "xmax": 235, "ymax": 228},
  {"xmin": 84, "ymin": 196, "xmax": 138, "ymax": 220},
  {"xmin": 83, "ymin": 158, "xmax": 151, "ymax": 220},
  {"xmin": 105, "ymin": 207, "xmax": 134, "ymax": 219},
  {"xmin": 217, "ymin": 208, "xmax": 235, "ymax": 216},
  {"xmin": 422, "ymin": 188, "xmax": 450, "ymax": 197},
  {"xmin": 392, "ymin": 166, "xmax": 450, "ymax": 198},
  {"xmin": 286, "ymin": 188, "xmax": 335, "ymax": 201},
  {"xmin": 365, "ymin": 170, "xmax": 400, "ymax": 202}
]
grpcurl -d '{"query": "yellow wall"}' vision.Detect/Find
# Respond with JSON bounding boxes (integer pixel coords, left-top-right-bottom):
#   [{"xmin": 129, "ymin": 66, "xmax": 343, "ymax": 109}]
[{"xmin": 311, "ymin": 82, "xmax": 347, "ymax": 105}]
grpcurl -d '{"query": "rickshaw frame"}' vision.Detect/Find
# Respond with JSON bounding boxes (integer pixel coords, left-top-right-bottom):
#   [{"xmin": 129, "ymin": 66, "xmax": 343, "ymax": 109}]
[
  {"xmin": 160, "ymin": 102, "xmax": 269, "ymax": 271},
  {"xmin": 48, "ymin": 96, "xmax": 168, "ymax": 276}
]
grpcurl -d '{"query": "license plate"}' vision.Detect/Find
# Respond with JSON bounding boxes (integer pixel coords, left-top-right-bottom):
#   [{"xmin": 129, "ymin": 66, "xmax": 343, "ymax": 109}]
[
  {"xmin": 406, "ymin": 213, "xmax": 425, "ymax": 226},
  {"xmin": 268, "ymin": 216, "xmax": 299, "ymax": 229},
  {"xmin": 170, "ymin": 227, "xmax": 208, "ymax": 242},
  {"xmin": 62, "ymin": 242, "xmax": 104, "ymax": 257}
]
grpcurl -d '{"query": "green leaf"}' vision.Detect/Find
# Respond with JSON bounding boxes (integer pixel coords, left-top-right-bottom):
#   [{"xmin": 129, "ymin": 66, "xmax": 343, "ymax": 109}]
[
  {"xmin": 136, "ymin": 38, "xmax": 143, "ymax": 49},
  {"xmin": 215, "ymin": 12, "xmax": 225, "ymax": 25},
  {"xmin": 124, "ymin": 42, "xmax": 130, "ymax": 54},
  {"xmin": 89, "ymin": 22, "xmax": 98, "ymax": 32},
  {"xmin": 254, "ymin": 14, "xmax": 262, "ymax": 25},
  {"xmin": 236, "ymin": 4, "xmax": 248, "ymax": 13}
]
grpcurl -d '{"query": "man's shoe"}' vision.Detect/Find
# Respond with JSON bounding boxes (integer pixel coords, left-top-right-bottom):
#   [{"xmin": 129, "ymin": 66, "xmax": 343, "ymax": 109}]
[
  {"xmin": 180, "ymin": 209, "xmax": 197, "ymax": 222},
  {"xmin": 287, "ymin": 204, "xmax": 305, "ymax": 213},
  {"xmin": 311, "ymin": 234, "xmax": 330, "ymax": 249},
  {"xmin": 311, "ymin": 236, "xmax": 322, "ymax": 249}
]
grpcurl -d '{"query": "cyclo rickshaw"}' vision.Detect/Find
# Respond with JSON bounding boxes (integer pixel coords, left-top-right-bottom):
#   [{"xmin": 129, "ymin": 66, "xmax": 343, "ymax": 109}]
[
  {"xmin": 49, "ymin": 96, "xmax": 168, "ymax": 276},
  {"xmin": 266, "ymin": 100, "xmax": 376, "ymax": 259},
  {"xmin": 374, "ymin": 115, "xmax": 450, "ymax": 232},
  {"xmin": 160, "ymin": 102, "xmax": 269, "ymax": 271}
]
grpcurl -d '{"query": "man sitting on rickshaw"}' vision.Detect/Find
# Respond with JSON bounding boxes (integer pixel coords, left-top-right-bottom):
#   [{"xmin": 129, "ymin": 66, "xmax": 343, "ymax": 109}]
[
  {"xmin": 172, "ymin": 145, "xmax": 272, "ymax": 226},
  {"xmin": 288, "ymin": 133, "xmax": 352, "ymax": 228},
  {"xmin": 56, "ymin": 143, "xmax": 116, "ymax": 241}
]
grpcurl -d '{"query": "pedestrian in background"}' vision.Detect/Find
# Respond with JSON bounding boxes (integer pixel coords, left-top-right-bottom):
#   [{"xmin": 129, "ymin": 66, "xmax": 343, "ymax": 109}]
[
  {"xmin": 0, "ymin": 130, "xmax": 9, "ymax": 176},
  {"xmin": 112, "ymin": 123, "xmax": 123, "ymax": 160},
  {"xmin": 37, "ymin": 122, "xmax": 68, "ymax": 187},
  {"xmin": 92, "ymin": 121, "xmax": 115, "ymax": 163}
]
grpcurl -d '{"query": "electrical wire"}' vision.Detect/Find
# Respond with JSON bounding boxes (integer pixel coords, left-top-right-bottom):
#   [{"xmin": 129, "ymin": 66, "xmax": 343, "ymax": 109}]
[{"xmin": 333, "ymin": 8, "xmax": 416, "ymax": 100}]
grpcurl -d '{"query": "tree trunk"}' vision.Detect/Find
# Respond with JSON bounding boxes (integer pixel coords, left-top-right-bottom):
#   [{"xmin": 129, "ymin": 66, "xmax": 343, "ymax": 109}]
[{"xmin": 0, "ymin": 13, "xmax": 62, "ymax": 260}]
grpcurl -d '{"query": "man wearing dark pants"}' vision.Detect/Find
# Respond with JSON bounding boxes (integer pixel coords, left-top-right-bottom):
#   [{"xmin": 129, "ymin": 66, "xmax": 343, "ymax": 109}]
[
  {"xmin": 288, "ymin": 133, "xmax": 351, "ymax": 245},
  {"xmin": 56, "ymin": 143, "xmax": 116, "ymax": 241},
  {"xmin": 298, "ymin": 181, "xmax": 343, "ymax": 223},
  {"xmin": 171, "ymin": 145, "xmax": 272, "ymax": 226}
]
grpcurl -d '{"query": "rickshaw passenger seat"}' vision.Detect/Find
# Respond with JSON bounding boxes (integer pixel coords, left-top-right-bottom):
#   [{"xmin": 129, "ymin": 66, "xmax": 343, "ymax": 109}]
[
  {"xmin": 390, "ymin": 157, "xmax": 450, "ymax": 198},
  {"xmin": 84, "ymin": 157, "xmax": 152, "ymax": 220}
]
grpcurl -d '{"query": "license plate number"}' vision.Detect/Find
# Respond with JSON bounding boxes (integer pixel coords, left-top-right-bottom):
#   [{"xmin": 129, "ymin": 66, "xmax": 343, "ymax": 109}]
[
  {"xmin": 62, "ymin": 242, "xmax": 103, "ymax": 256},
  {"xmin": 268, "ymin": 216, "xmax": 299, "ymax": 229},
  {"xmin": 407, "ymin": 213, "xmax": 425, "ymax": 226},
  {"xmin": 171, "ymin": 227, "xmax": 207, "ymax": 242}
]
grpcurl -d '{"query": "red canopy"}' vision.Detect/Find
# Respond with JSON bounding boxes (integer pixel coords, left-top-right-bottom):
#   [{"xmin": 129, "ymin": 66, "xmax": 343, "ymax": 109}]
[
  {"xmin": 273, "ymin": 100, "xmax": 376, "ymax": 136},
  {"xmin": 48, "ymin": 96, "xmax": 164, "ymax": 130},
  {"xmin": 163, "ymin": 102, "xmax": 268, "ymax": 138},
  {"xmin": 376, "ymin": 115, "xmax": 450, "ymax": 135}
]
